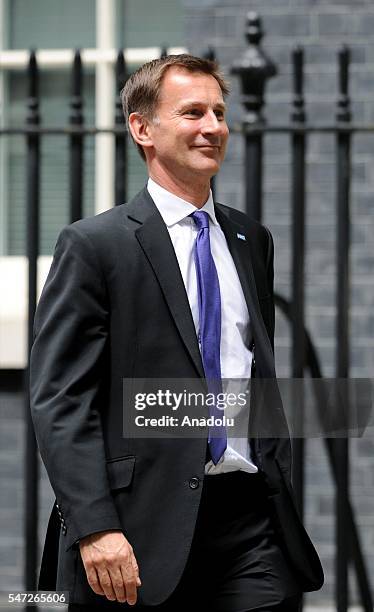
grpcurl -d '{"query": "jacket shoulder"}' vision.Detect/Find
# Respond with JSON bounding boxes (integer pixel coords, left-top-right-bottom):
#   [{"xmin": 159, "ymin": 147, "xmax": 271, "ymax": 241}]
[
  {"xmin": 52, "ymin": 204, "xmax": 132, "ymax": 257},
  {"xmin": 67, "ymin": 204, "xmax": 127, "ymax": 236}
]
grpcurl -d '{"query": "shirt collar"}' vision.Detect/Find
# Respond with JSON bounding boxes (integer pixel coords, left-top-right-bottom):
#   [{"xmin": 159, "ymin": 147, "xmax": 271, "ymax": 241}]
[{"xmin": 147, "ymin": 177, "xmax": 219, "ymax": 227}]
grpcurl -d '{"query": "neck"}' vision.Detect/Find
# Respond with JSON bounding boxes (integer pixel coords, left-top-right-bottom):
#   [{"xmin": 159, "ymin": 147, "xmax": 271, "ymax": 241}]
[{"xmin": 148, "ymin": 167, "xmax": 211, "ymax": 208}]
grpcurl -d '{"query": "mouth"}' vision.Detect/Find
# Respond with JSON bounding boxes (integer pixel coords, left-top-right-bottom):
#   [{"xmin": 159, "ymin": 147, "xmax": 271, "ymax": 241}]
[{"xmin": 194, "ymin": 145, "xmax": 220, "ymax": 150}]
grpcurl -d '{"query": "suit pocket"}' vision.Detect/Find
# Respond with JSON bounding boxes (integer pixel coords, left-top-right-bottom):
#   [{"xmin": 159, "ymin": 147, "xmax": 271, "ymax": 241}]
[{"xmin": 106, "ymin": 455, "xmax": 136, "ymax": 490}]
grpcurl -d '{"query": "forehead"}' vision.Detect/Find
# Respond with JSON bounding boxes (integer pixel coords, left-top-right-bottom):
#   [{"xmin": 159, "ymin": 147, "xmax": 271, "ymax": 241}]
[{"xmin": 158, "ymin": 67, "xmax": 224, "ymax": 106}]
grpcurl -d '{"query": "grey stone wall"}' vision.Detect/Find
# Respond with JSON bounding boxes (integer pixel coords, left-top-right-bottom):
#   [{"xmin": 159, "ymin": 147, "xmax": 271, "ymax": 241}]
[{"xmin": 182, "ymin": 0, "xmax": 374, "ymax": 606}]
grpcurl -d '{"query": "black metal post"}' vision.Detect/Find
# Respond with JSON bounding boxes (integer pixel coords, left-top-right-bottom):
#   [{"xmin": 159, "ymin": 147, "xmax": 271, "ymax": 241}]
[
  {"xmin": 115, "ymin": 51, "xmax": 127, "ymax": 205},
  {"xmin": 290, "ymin": 47, "xmax": 306, "ymax": 518},
  {"xmin": 350, "ymin": 523, "xmax": 374, "ymax": 612},
  {"xmin": 25, "ymin": 50, "xmax": 40, "ymax": 598},
  {"xmin": 231, "ymin": 13, "xmax": 277, "ymax": 222},
  {"xmin": 203, "ymin": 46, "xmax": 217, "ymax": 200},
  {"xmin": 69, "ymin": 50, "xmax": 84, "ymax": 223},
  {"xmin": 244, "ymin": 131, "xmax": 263, "ymax": 222},
  {"xmin": 335, "ymin": 45, "xmax": 351, "ymax": 612}
]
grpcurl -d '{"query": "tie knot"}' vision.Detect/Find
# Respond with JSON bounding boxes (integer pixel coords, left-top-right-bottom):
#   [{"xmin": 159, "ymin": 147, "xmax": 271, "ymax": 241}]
[{"xmin": 190, "ymin": 210, "xmax": 210, "ymax": 230}]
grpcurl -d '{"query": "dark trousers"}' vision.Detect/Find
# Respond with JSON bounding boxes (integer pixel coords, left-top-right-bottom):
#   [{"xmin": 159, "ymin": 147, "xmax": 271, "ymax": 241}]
[{"xmin": 69, "ymin": 472, "xmax": 301, "ymax": 612}]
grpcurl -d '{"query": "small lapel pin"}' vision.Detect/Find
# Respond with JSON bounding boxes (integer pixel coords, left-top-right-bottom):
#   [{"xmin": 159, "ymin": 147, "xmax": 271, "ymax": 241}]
[{"xmin": 237, "ymin": 233, "xmax": 246, "ymax": 241}]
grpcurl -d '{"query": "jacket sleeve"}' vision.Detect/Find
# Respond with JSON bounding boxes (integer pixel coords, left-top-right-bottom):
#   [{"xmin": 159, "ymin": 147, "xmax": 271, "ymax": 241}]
[{"xmin": 30, "ymin": 224, "xmax": 122, "ymax": 550}]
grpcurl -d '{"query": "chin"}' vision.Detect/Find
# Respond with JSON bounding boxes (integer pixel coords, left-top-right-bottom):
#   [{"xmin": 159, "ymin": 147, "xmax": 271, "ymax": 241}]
[
  {"xmin": 201, "ymin": 162, "xmax": 220, "ymax": 176},
  {"xmin": 190, "ymin": 166, "xmax": 219, "ymax": 180},
  {"xmin": 193, "ymin": 157, "xmax": 220, "ymax": 173}
]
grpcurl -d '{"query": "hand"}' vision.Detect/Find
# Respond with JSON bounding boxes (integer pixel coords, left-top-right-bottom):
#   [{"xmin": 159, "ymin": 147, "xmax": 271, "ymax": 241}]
[{"xmin": 79, "ymin": 530, "xmax": 141, "ymax": 605}]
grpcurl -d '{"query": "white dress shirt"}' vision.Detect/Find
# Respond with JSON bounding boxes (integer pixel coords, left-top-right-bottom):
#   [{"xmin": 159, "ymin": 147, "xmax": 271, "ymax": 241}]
[{"xmin": 147, "ymin": 178, "xmax": 258, "ymax": 475}]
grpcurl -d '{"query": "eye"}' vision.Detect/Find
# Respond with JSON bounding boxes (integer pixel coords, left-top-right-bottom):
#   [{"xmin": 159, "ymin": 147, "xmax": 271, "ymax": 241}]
[
  {"xmin": 184, "ymin": 108, "xmax": 202, "ymax": 117},
  {"xmin": 214, "ymin": 109, "xmax": 225, "ymax": 120}
]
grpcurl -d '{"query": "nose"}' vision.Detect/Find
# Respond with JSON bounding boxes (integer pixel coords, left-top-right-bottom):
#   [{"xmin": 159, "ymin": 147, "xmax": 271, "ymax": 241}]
[{"xmin": 201, "ymin": 110, "xmax": 224, "ymax": 135}]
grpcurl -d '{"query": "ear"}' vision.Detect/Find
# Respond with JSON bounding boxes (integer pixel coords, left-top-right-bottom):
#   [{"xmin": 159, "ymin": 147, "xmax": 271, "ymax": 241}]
[{"xmin": 128, "ymin": 113, "xmax": 154, "ymax": 151}]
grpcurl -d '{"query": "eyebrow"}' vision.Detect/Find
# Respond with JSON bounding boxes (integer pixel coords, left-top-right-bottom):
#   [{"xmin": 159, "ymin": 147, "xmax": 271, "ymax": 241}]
[{"xmin": 179, "ymin": 100, "xmax": 227, "ymax": 112}]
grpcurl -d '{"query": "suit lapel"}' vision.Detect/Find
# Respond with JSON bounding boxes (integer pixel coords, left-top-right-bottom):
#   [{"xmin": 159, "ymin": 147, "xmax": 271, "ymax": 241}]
[
  {"xmin": 215, "ymin": 205, "xmax": 276, "ymax": 378},
  {"xmin": 126, "ymin": 188, "xmax": 205, "ymax": 378}
]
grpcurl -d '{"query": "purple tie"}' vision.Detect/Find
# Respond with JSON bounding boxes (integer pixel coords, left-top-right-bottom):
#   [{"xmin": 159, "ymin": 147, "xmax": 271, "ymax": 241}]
[{"xmin": 190, "ymin": 210, "xmax": 227, "ymax": 465}]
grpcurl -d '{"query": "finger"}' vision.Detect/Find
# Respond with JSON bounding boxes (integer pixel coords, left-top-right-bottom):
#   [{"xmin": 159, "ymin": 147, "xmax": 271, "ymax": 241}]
[
  {"xmin": 80, "ymin": 550, "xmax": 106, "ymax": 597},
  {"xmin": 131, "ymin": 553, "xmax": 142, "ymax": 586},
  {"xmin": 107, "ymin": 566, "xmax": 126, "ymax": 603},
  {"xmin": 97, "ymin": 568, "xmax": 116, "ymax": 601},
  {"xmin": 85, "ymin": 564, "xmax": 105, "ymax": 596},
  {"xmin": 121, "ymin": 560, "xmax": 138, "ymax": 606},
  {"xmin": 85, "ymin": 567, "xmax": 104, "ymax": 595}
]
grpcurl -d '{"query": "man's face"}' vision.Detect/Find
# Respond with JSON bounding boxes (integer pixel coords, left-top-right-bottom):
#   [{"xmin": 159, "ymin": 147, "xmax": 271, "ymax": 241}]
[{"xmin": 146, "ymin": 67, "xmax": 229, "ymax": 181}]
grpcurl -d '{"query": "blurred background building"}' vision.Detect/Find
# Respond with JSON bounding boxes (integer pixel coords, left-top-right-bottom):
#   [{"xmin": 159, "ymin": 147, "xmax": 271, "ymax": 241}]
[{"xmin": 0, "ymin": 0, "xmax": 373, "ymax": 610}]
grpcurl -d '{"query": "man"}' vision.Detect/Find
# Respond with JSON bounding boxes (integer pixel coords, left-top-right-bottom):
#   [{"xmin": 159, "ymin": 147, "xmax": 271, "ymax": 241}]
[{"xmin": 30, "ymin": 54, "xmax": 323, "ymax": 611}]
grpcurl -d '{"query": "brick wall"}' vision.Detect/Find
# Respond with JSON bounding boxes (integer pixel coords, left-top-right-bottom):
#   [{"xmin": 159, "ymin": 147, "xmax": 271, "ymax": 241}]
[
  {"xmin": 0, "ymin": 393, "xmax": 25, "ymax": 591},
  {"xmin": 0, "ymin": 393, "xmax": 54, "ymax": 593}
]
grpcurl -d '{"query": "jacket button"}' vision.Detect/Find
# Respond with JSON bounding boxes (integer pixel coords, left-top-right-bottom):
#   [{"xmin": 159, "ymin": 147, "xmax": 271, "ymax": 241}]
[{"xmin": 189, "ymin": 477, "xmax": 200, "ymax": 490}]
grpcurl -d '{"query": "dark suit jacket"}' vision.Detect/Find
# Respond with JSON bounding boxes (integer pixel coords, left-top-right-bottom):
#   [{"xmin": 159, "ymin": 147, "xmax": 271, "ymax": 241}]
[{"xmin": 30, "ymin": 187, "xmax": 324, "ymax": 606}]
